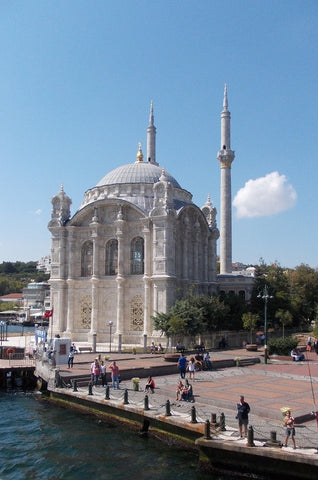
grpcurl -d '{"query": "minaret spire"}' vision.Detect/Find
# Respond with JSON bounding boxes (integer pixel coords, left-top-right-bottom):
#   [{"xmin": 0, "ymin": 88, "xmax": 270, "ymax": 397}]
[
  {"xmin": 217, "ymin": 84, "xmax": 235, "ymax": 274},
  {"xmin": 147, "ymin": 100, "xmax": 158, "ymax": 166},
  {"xmin": 223, "ymin": 83, "xmax": 228, "ymax": 110}
]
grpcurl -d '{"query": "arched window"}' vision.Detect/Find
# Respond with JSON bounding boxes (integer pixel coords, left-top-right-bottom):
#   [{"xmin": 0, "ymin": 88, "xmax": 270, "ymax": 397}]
[
  {"xmin": 239, "ymin": 290, "xmax": 246, "ymax": 300},
  {"xmin": 130, "ymin": 237, "xmax": 144, "ymax": 275},
  {"xmin": 81, "ymin": 241, "xmax": 93, "ymax": 277},
  {"xmin": 105, "ymin": 239, "xmax": 118, "ymax": 276}
]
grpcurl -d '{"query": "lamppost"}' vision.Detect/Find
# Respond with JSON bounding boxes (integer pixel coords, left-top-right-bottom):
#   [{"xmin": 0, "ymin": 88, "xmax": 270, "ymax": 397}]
[
  {"xmin": 258, "ymin": 285, "xmax": 273, "ymax": 364},
  {"xmin": 0, "ymin": 321, "xmax": 6, "ymax": 347},
  {"xmin": 109, "ymin": 321, "xmax": 113, "ymax": 353}
]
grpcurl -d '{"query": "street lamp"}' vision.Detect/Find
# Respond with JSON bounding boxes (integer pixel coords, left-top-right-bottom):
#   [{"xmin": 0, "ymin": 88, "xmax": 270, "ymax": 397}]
[
  {"xmin": 257, "ymin": 285, "xmax": 273, "ymax": 364},
  {"xmin": 0, "ymin": 321, "xmax": 6, "ymax": 347},
  {"xmin": 109, "ymin": 321, "xmax": 113, "ymax": 353}
]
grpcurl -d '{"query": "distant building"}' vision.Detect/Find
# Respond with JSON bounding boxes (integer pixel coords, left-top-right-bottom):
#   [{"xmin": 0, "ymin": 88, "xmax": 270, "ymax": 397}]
[
  {"xmin": 0, "ymin": 293, "xmax": 23, "ymax": 305},
  {"xmin": 37, "ymin": 255, "xmax": 51, "ymax": 274},
  {"xmin": 22, "ymin": 282, "xmax": 50, "ymax": 310}
]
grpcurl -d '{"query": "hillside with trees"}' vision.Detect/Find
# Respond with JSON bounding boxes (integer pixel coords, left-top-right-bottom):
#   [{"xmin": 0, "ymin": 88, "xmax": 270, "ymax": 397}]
[{"xmin": 0, "ymin": 261, "xmax": 49, "ymax": 296}]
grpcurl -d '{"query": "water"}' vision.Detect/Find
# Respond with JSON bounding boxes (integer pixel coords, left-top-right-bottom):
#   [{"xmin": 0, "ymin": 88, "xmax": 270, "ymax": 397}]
[
  {"xmin": 0, "ymin": 392, "xmax": 239, "ymax": 480},
  {"xmin": 6, "ymin": 324, "xmax": 35, "ymax": 335}
]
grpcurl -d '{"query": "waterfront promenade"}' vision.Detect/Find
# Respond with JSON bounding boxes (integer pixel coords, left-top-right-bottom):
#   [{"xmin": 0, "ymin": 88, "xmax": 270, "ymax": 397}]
[{"xmin": 2, "ymin": 336, "xmax": 318, "ymax": 456}]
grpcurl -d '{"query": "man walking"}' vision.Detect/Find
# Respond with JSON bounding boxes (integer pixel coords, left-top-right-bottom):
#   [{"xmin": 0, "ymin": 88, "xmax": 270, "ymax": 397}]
[
  {"xmin": 178, "ymin": 353, "xmax": 187, "ymax": 379},
  {"xmin": 109, "ymin": 361, "xmax": 120, "ymax": 389},
  {"xmin": 236, "ymin": 395, "xmax": 250, "ymax": 438}
]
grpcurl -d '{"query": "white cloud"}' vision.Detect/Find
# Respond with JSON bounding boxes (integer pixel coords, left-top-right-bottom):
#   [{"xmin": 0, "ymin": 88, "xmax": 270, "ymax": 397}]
[
  {"xmin": 233, "ymin": 171, "xmax": 297, "ymax": 218},
  {"xmin": 34, "ymin": 209, "xmax": 42, "ymax": 215}
]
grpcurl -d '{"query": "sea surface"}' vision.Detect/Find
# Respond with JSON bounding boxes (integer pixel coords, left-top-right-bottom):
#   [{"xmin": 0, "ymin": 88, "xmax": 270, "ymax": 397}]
[{"xmin": 0, "ymin": 392, "xmax": 241, "ymax": 480}]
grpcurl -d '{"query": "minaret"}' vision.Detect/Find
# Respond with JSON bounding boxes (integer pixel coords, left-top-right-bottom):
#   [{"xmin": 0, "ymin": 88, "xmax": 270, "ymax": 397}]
[
  {"xmin": 147, "ymin": 101, "xmax": 158, "ymax": 165},
  {"xmin": 217, "ymin": 84, "xmax": 235, "ymax": 274}
]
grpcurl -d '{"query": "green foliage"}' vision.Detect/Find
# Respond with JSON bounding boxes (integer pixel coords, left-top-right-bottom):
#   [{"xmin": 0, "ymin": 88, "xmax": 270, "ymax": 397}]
[
  {"xmin": 268, "ymin": 336, "xmax": 299, "ymax": 356},
  {"xmin": 251, "ymin": 262, "xmax": 318, "ymax": 332},
  {"xmin": 0, "ymin": 302, "xmax": 19, "ymax": 312},
  {"xmin": 152, "ymin": 292, "xmax": 230, "ymax": 338},
  {"xmin": 242, "ymin": 312, "xmax": 259, "ymax": 343},
  {"xmin": 275, "ymin": 309, "xmax": 293, "ymax": 338}
]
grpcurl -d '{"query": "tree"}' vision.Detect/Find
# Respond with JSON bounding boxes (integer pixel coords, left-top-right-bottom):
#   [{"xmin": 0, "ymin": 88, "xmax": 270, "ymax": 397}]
[
  {"xmin": 287, "ymin": 264, "xmax": 318, "ymax": 329},
  {"xmin": 242, "ymin": 312, "xmax": 259, "ymax": 343},
  {"xmin": 275, "ymin": 309, "xmax": 293, "ymax": 338}
]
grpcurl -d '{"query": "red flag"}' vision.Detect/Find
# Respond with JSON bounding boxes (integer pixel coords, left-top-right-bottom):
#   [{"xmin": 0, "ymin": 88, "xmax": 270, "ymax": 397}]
[{"xmin": 42, "ymin": 309, "xmax": 53, "ymax": 319}]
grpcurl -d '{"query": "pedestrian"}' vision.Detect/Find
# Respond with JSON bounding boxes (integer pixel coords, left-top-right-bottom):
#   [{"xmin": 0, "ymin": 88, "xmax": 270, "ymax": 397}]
[
  {"xmin": 178, "ymin": 353, "xmax": 187, "ymax": 379},
  {"xmin": 68, "ymin": 348, "xmax": 74, "ymax": 368},
  {"xmin": 181, "ymin": 379, "xmax": 193, "ymax": 402},
  {"xmin": 187, "ymin": 357, "xmax": 195, "ymax": 380},
  {"xmin": 236, "ymin": 395, "xmax": 250, "ymax": 438},
  {"xmin": 90, "ymin": 358, "xmax": 96, "ymax": 383},
  {"xmin": 100, "ymin": 361, "xmax": 107, "ymax": 386},
  {"xmin": 176, "ymin": 380, "xmax": 184, "ymax": 401},
  {"xmin": 204, "ymin": 351, "xmax": 212, "ymax": 370},
  {"xmin": 307, "ymin": 336, "xmax": 312, "ymax": 352},
  {"xmin": 144, "ymin": 376, "xmax": 155, "ymax": 393},
  {"xmin": 92, "ymin": 358, "xmax": 100, "ymax": 386},
  {"xmin": 283, "ymin": 410, "xmax": 296, "ymax": 449},
  {"xmin": 109, "ymin": 361, "xmax": 120, "ymax": 389}
]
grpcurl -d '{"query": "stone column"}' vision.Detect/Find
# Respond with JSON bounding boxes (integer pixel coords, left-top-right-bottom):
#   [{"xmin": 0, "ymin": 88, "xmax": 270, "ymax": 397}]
[
  {"xmin": 90, "ymin": 278, "xmax": 99, "ymax": 335},
  {"xmin": 116, "ymin": 276, "xmax": 125, "ymax": 336}
]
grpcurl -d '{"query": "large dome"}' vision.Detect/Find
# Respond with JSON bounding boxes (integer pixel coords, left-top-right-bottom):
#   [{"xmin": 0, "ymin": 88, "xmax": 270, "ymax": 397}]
[{"xmin": 96, "ymin": 162, "xmax": 181, "ymax": 189}]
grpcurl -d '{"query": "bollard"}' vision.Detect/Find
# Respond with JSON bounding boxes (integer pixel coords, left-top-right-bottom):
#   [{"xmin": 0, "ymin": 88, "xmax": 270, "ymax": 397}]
[
  {"xmin": 211, "ymin": 412, "xmax": 218, "ymax": 429},
  {"xmin": 88, "ymin": 382, "xmax": 93, "ymax": 395},
  {"xmin": 247, "ymin": 425, "xmax": 255, "ymax": 447},
  {"xmin": 265, "ymin": 430, "xmax": 282, "ymax": 448},
  {"xmin": 219, "ymin": 412, "xmax": 226, "ymax": 431},
  {"xmin": 144, "ymin": 394, "xmax": 149, "ymax": 411},
  {"xmin": 124, "ymin": 388, "xmax": 129, "ymax": 404},
  {"xmin": 191, "ymin": 405, "xmax": 197, "ymax": 424},
  {"xmin": 105, "ymin": 385, "xmax": 110, "ymax": 400},
  {"xmin": 73, "ymin": 380, "xmax": 78, "ymax": 392},
  {"xmin": 271, "ymin": 430, "xmax": 277, "ymax": 443},
  {"xmin": 165, "ymin": 399, "xmax": 171, "ymax": 416},
  {"xmin": 204, "ymin": 419, "xmax": 211, "ymax": 439}
]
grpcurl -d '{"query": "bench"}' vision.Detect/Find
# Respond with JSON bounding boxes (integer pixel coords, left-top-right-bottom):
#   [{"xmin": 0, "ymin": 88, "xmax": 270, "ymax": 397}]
[
  {"xmin": 78, "ymin": 347, "xmax": 93, "ymax": 353},
  {"xmin": 237, "ymin": 358, "xmax": 260, "ymax": 367}
]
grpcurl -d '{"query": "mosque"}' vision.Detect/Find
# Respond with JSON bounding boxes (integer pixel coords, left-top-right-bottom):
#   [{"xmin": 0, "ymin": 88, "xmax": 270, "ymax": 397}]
[{"xmin": 48, "ymin": 86, "xmax": 253, "ymax": 347}]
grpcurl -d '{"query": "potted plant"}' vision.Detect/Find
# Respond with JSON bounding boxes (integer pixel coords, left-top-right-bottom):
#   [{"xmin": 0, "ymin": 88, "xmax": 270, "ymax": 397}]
[{"xmin": 132, "ymin": 377, "xmax": 140, "ymax": 391}]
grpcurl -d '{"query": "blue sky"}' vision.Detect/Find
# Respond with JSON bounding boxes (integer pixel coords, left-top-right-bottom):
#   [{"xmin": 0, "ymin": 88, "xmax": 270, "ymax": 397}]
[{"xmin": 0, "ymin": 0, "xmax": 317, "ymax": 269}]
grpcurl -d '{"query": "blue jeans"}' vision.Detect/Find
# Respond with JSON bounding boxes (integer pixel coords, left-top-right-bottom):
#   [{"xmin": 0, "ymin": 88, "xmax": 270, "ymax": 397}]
[{"xmin": 112, "ymin": 375, "xmax": 119, "ymax": 389}]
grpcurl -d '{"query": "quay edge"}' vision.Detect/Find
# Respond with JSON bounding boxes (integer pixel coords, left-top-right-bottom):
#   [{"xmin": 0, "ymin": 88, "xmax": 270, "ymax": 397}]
[{"xmin": 45, "ymin": 386, "xmax": 318, "ymax": 480}]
